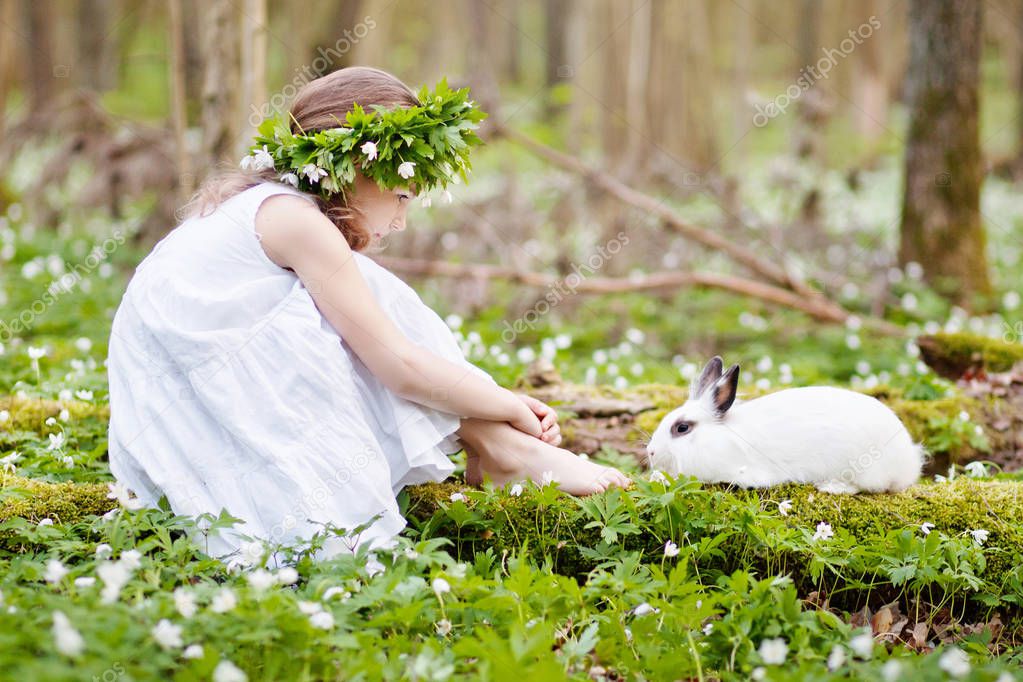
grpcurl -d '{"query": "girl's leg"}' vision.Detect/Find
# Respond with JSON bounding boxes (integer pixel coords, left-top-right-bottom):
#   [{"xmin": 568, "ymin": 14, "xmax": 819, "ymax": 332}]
[{"xmin": 457, "ymin": 417, "xmax": 631, "ymax": 496}]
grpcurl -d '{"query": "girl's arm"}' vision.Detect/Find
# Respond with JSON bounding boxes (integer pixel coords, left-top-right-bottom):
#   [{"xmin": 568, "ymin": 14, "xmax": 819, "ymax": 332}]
[{"xmin": 255, "ymin": 195, "xmax": 541, "ymax": 436}]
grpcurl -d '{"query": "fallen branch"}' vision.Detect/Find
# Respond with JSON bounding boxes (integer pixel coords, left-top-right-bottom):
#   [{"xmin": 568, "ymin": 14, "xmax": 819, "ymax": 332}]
[
  {"xmin": 374, "ymin": 255, "xmax": 859, "ymax": 325},
  {"xmin": 492, "ymin": 122, "xmax": 815, "ymax": 297}
]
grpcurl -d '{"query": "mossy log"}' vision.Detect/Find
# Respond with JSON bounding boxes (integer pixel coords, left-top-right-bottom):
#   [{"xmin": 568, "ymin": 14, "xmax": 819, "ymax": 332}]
[
  {"xmin": 8, "ymin": 472, "xmax": 1022, "ymax": 577},
  {"xmin": 917, "ymin": 332, "xmax": 1023, "ymax": 380}
]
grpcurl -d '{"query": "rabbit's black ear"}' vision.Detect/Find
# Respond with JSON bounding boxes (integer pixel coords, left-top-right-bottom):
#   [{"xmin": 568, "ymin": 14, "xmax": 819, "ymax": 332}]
[
  {"xmin": 712, "ymin": 364, "xmax": 740, "ymax": 415},
  {"xmin": 692, "ymin": 356, "xmax": 724, "ymax": 399}
]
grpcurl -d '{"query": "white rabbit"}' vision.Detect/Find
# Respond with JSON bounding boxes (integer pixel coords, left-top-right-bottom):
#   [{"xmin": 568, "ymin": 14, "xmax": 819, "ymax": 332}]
[{"xmin": 645, "ymin": 357, "xmax": 925, "ymax": 493}]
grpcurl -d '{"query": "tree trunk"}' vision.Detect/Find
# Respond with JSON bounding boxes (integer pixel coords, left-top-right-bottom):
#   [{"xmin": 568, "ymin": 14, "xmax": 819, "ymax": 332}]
[
  {"xmin": 22, "ymin": 0, "xmax": 57, "ymax": 115},
  {"xmin": 898, "ymin": 0, "xmax": 991, "ymax": 307},
  {"xmin": 544, "ymin": 0, "xmax": 570, "ymax": 120},
  {"xmin": 168, "ymin": 0, "xmax": 193, "ymax": 202},
  {"xmin": 198, "ymin": 0, "xmax": 239, "ymax": 173},
  {"xmin": 852, "ymin": 0, "xmax": 888, "ymax": 140},
  {"xmin": 238, "ymin": 0, "xmax": 267, "ymax": 158},
  {"xmin": 76, "ymin": 0, "xmax": 118, "ymax": 91}
]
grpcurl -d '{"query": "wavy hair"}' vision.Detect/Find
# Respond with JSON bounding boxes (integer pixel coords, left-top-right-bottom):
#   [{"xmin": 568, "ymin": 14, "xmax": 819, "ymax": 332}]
[{"xmin": 180, "ymin": 66, "xmax": 421, "ymax": 252}]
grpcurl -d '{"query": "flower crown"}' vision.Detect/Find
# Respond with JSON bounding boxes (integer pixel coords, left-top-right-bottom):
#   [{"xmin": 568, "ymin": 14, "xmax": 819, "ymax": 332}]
[{"xmin": 241, "ymin": 78, "xmax": 487, "ymax": 202}]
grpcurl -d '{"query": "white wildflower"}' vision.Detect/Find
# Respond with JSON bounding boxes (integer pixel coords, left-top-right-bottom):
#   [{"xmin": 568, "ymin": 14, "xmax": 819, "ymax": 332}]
[
  {"xmin": 151, "ymin": 619, "xmax": 183, "ymax": 650},
  {"xmin": 964, "ymin": 461, "xmax": 987, "ymax": 478},
  {"xmin": 849, "ymin": 632, "xmax": 874, "ymax": 660},
  {"xmin": 778, "ymin": 500, "xmax": 793, "ymax": 516},
  {"xmin": 309, "ymin": 610, "xmax": 334, "ymax": 630},
  {"xmin": 827, "ymin": 645, "xmax": 846, "ymax": 671},
  {"xmin": 937, "ymin": 648, "xmax": 971, "ymax": 678},
  {"xmin": 649, "ymin": 470, "xmax": 668, "ymax": 485},
  {"xmin": 44, "ymin": 559, "xmax": 69, "ymax": 584},
  {"xmin": 210, "ymin": 588, "xmax": 237, "ymax": 613},
  {"xmin": 106, "ymin": 482, "xmax": 144, "ymax": 510},
  {"xmin": 94, "ymin": 543, "xmax": 113, "ymax": 559},
  {"xmin": 279, "ymin": 172, "xmax": 299, "ymax": 187},
  {"xmin": 27, "ymin": 346, "xmax": 47, "ymax": 360},
  {"xmin": 920, "ymin": 522, "xmax": 935, "ymax": 536},
  {"xmin": 360, "ymin": 141, "xmax": 378, "ymax": 161},
  {"xmin": 630, "ymin": 602, "xmax": 658, "ymax": 616},
  {"xmin": 509, "ymin": 483, "xmax": 523, "ymax": 497},
  {"xmin": 301, "ymin": 164, "xmax": 328, "ymax": 183},
  {"xmin": 298, "ymin": 600, "xmax": 322, "ymax": 615},
  {"xmin": 435, "ymin": 618, "xmax": 452, "ymax": 636},
  {"xmin": 881, "ymin": 659, "xmax": 902, "ymax": 682},
  {"xmin": 449, "ymin": 492, "xmax": 466, "ymax": 503},
  {"xmin": 174, "ymin": 588, "xmax": 198, "ymax": 618},
  {"xmin": 183, "ymin": 644, "xmax": 204, "ymax": 659},
  {"xmin": 431, "ymin": 578, "xmax": 451, "ymax": 596},
  {"xmin": 758, "ymin": 637, "xmax": 788, "ymax": 665},
  {"xmin": 213, "ymin": 659, "xmax": 248, "ymax": 682},
  {"xmin": 397, "ymin": 161, "xmax": 416, "ymax": 179},
  {"xmin": 663, "ymin": 541, "xmax": 679, "ymax": 558},
  {"xmin": 969, "ymin": 528, "xmax": 989, "ymax": 545},
  {"xmin": 247, "ymin": 569, "xmax": 276, "ymax": 592},
  {"xmin": 276, "ymin": 567, "xmax": 299, "ymax": 585},
  {"xmin": 74, "ymin": 390, "xmax": 93, "ymax": 401},
  {"xmin": 52, "ymin": 611, "xmax": 85, "ymax": 657},
  {"xmin": 540, "ymin": 470, "xmax": 555, "ymax": 487},
  {"xmin": 812, "ymin": 521, "xmax": 834, "ymax": 541},
  {"xmin": 120, "ymin": 549, "xmax": 142, "ymax": 570}
]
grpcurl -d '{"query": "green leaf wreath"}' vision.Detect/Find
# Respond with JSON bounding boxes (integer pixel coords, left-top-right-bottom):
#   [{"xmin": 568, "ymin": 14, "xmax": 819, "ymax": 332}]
[{"xmin": 241, "ymin": 78, "xmax": 487, "ymax": 202}]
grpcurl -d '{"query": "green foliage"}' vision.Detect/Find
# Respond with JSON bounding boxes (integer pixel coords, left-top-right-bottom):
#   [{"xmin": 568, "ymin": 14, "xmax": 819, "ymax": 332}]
[{"xmin": 246, "ymin": 78, "xmax": 487, "ymax": 198}]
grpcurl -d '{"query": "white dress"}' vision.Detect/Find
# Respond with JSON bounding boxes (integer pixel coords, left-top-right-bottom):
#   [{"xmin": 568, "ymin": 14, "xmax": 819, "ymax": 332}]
[{"xmin": 106, "ymin": 180, "xmax": 493, "ymax": 567}]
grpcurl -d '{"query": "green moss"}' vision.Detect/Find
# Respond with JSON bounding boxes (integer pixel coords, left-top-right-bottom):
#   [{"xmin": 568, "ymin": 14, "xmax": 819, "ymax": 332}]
[
  {"xmin": 888, "ymin": 395, "xmax": 987, "ymax": 465},
  {"xmin": 0, "ymin": 395, "xmax": 109, "ymax": 432},
  {"xmin": 918, "ymin": 332, "xmax": 1023, "ymax": 378},
  {"xmin": 0, "ymin": 472, "xmax": 113, "ymax": 552},
  {"xmin": 401, "ymin": 477, "xmax": 1023, "ymax": 612}
]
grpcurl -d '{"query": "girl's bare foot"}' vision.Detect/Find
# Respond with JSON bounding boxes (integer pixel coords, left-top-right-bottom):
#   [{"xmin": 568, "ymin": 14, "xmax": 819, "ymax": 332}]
[{"xmin": 458, "ymin": 418, "xmax": 632, "ymax": 496}]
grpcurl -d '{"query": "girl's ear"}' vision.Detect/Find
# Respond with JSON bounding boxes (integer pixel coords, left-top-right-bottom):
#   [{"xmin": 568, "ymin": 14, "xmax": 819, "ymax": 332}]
[
  {"xmin": 691, "ymin": 356, "xmax": 724, "ymax": 400},
  {"xmin": 712, "ymin": 364, "xmax": 740, "ymax": 416}
]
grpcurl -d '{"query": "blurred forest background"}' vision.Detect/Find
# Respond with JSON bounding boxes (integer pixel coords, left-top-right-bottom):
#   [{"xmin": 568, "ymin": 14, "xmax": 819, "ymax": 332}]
[{"xmin": 0, "ymin": 0, "xmax": 1021, "ymax": 389}]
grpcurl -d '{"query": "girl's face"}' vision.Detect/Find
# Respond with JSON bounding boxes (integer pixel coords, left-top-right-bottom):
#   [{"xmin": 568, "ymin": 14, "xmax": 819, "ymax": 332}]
[{"xmin": 349, "ymin": 172, "xmax": 415, "ymax": 246}]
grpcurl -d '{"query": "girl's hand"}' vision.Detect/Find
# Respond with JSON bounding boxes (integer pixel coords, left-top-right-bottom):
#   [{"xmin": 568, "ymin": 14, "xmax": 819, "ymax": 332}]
[
  {"xmin": 508, "ymin": 400, "xmax": 543, "ymax": 438},
  {"xmin": 515, "ymin": 394, "xmax": 562, "ymax": 446}
]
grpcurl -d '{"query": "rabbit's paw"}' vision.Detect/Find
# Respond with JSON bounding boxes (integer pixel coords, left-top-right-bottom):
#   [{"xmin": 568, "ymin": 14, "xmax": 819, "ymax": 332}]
[{"xmin": 816, "ymin": 480, "xmax": 859, "ymax": 494}]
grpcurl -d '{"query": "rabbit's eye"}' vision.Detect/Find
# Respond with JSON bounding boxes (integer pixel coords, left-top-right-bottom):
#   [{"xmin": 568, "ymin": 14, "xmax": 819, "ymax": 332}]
[{"xmin": 671, "ymin": 420, "xmax": 693, "ymax": 437}]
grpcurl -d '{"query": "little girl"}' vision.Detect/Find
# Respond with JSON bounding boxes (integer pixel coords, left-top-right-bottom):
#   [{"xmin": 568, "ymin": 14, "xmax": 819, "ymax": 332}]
[{"xmin": 106, "ymin": 66, "xmax": 630, "ymax": 565}]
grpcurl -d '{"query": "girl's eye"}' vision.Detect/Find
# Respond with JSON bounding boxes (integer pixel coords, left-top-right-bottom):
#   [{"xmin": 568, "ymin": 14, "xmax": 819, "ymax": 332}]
[
  {"xmin": 672, "ymin": 420, "xmax": 691, "ymax": 436},
  {"xmin": 398, "ymin": 193, "xmax": 410, "ymax": 202}
]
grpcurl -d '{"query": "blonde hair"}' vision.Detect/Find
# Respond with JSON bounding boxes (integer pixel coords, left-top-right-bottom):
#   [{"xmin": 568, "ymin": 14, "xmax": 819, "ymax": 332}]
[{"xmin": 180, "ymin": 66, "xmax": 420, "ymax": 252}]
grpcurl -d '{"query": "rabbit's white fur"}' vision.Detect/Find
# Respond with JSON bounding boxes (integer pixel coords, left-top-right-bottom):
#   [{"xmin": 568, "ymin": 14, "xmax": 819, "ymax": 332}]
[{"xmin": 646, "ymin": 357, "xmax": 925, "ymax": 493}]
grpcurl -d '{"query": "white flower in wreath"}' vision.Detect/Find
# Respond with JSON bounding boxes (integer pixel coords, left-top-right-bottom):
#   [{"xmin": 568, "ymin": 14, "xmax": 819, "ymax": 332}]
[
  {"xmin": 241, "ymin": 145, "xmax": 274, "ymax": 171},
  {"xmin": 397, "ymin": 161, "xmax": 416, "ymax": 179},
  {"xmin": 360, "ymin": 140, "xmax": 378, "ymax": 161},
  {"xmin": 279, "ymin": 172, "xmax": 299, "ymax": 187},
  {"xmin": 301, "ymin": 164, "xmax": 328, "ymax": 184}
]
